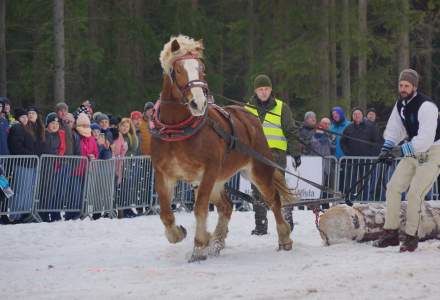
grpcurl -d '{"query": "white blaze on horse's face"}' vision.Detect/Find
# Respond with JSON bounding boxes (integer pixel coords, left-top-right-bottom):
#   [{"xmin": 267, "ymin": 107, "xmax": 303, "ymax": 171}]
[{"xmin": 183, "ymin": 59, "xmax": 207, "ymax": 116}]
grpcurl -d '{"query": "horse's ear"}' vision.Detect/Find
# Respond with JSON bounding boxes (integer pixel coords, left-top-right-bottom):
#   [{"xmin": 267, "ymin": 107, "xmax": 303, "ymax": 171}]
[{"xmin": 171, "ymin": 39, "xmax": 180, "ymax": 52}]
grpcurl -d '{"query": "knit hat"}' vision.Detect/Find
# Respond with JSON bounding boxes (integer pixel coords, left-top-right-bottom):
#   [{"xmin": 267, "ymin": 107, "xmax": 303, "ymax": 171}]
[
  {"xmin": 366, "ymin": 107, "xmax": 376, "ymax": 115},
  {"xmin": 95, "ymin": 113, "xmax": 109, "ymax": 123},
  {"xmin": 14, "ymin": 108, "xmax": 27, "ymax": 119},
  {"xmin": 45, "ymin": 112, "xmax": 59, "ymax": 127},
  {"xmin": 27, "ymin": 106, "xmax": 38, "ymax": 113},
  {"xmin": 76, "ymin": 112, "xmax": 90, "ymax": 127},
  {"xmin": 399, "ymin": 69, "xmax": 419, "ymax": 87},
  {"xmin": 130, "ymin": 111, "xmax": 142, "ymax": 120},
  {"xmin": 304, "ymin": 111, "xmax": 316, "ymax": 121},
  {"xmin": 75, "ymin": 113, "xmax": 91, "ymax": 137},
  {"xmin": 90, "ymin": 123, "xmax": 101, "ymax": 131},
  {"xmin": 109, "ymin": 115, "xmax": 121, "ymax": 127},
  {"xmin": 253, "ymin": 74, "xmax": 272, "ymax": 89},
  {"xmin": 144, "ymin": 102, "xmax": 155, "ymax": 111}
]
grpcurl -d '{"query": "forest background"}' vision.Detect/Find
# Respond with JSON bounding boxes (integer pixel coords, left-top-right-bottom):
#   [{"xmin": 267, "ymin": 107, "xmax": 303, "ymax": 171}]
[{"xmin": 1, "ymin": 0, "xmax": 440, "ymax": 122}]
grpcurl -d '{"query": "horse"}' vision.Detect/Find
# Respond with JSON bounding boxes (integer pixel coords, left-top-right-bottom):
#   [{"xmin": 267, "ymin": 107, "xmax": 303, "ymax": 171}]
[{"xmin": 150, "ymin": 35, "xmax": 295, "ymax": 262}]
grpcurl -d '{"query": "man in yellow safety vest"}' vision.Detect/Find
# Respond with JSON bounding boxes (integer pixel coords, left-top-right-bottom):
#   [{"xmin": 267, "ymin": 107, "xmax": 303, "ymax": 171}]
[{"xmin": 245, "ymin": 74, "xmax": 301, "ymax": 235}]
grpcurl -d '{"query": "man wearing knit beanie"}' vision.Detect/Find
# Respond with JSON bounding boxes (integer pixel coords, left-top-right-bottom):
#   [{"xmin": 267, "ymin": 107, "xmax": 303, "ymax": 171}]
[
  {"xmin": 244, "ymin": 74, "xmax": 301, "ymax": 235},
  {"xmin": 374, "ymin": 68, "xmax": 440, "ymax": 252}
]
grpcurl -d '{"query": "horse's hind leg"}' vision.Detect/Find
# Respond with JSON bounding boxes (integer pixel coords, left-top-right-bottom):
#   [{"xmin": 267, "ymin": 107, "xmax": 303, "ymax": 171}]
[
  {"xmin": 209, "ymin": 182, "xmax": 233, "ymax": 256},
  {"xmin": 250, "ymin": 163, "xmax": 293, "ymax": 251},
  {"xmin": 155, "ymin": 171, "xmax": 187, "ymax": 244}
]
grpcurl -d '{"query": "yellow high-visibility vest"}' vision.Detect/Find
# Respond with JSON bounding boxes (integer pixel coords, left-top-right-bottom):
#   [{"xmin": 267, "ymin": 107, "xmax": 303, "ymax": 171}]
[{"xmin": 245, "ymin": 98, "xmax": 287, "ymax": 151}]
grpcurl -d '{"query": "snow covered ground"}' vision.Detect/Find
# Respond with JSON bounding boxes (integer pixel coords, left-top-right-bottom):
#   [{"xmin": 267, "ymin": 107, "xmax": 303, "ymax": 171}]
[{"xmin": 1, "ymin": 210, "xmax": 440, "ymax": 300}]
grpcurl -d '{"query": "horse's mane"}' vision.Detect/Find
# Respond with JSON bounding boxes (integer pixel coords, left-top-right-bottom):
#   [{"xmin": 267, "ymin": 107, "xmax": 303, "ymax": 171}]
[{"xmin": 159, "ymin": 35, "xmax": 204, "ymax": 75}]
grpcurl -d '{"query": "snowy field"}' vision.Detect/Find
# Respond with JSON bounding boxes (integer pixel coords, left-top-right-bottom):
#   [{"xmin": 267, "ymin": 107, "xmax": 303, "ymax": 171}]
[{"xmin": 1, "ymin": 210, "xmax": 440, "ymax": 300}]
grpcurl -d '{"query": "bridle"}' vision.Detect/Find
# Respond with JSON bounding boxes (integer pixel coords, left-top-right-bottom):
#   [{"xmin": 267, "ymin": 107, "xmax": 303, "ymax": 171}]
[{"xmin": 166, "ymin": 54, "xmax": 209, "ymax": 106}]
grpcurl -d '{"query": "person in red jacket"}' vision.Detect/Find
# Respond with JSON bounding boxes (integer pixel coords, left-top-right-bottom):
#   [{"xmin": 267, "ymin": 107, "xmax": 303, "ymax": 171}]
[{"xmin": 65, "ymin": 113, "xmax": 98, "ymax": 221}]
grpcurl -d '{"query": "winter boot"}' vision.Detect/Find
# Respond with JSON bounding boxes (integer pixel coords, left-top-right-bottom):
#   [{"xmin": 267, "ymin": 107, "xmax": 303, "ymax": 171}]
[
  {"xmin": 252, "ymin": 201, "xmax": 268, "ymax": 235},
  {"xmin": 283, "ymin": 207, "xmax": 294, "ymax": 232},
  {"xmin": 400, "ymin": 233, "xmax": 418, "ymax": 252},
  {"xmin": 251, "ymin": 217, "xmax": 268, "ymax": 235},
  {"xmin": 373, "ymin": 229, "xmax": 399, "ymax": 248}
]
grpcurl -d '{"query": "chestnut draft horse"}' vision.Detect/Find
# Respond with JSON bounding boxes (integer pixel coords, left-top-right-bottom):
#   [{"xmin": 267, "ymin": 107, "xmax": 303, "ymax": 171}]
[{"xmin": 150, "ymin": 35, "xmax": 295, "ymax": 262}]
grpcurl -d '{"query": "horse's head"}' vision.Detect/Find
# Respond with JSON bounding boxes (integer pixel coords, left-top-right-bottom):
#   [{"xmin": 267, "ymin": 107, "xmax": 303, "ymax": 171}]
[{"xmin": 161, "ymin": 37, "xmax": 208, "ymax": 117}]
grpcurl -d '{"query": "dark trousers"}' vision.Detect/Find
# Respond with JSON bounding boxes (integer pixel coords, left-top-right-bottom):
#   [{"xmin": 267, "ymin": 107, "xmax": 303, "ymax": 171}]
[{"xmin": 252, "ymin": 149, "xmax": 292, "ymax": 230}]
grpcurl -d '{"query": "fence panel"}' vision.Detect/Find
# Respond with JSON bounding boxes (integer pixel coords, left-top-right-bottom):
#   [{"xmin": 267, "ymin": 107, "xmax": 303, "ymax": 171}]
[
  {"xmin": 0, "ymin": 155, "xmax": 40, "ymax": 222},
  {"xmin": 35, "ymin": 155, "xmax": 89, "ymax": 221},
  {"xmin": 84, "ymin": 158, "xmax": 116, "ymax": 217},
  {"xmin": 113, "ymin": 156, "xmax": 155, "ymax": 213},
  {"xmin": 337, "ymin": 156, "xmax": 440, "ymax": 202}
]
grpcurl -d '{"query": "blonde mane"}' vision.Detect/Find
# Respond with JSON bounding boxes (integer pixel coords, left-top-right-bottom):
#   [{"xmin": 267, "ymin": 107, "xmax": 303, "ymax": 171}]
[{"xmin": 159, "ymin": 35, "xmax": 204, "ymax": 75}]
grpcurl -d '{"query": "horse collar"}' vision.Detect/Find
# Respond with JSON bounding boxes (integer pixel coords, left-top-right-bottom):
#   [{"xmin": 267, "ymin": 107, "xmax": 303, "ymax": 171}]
[{"xmin": 149, "ymin": 100, "xmax": 208, "ymax": 142}]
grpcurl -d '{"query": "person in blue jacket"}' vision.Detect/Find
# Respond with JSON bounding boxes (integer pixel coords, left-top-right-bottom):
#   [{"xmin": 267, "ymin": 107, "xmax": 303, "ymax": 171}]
[{"xmin": 330, "ymin": 106, "xmax": 351, "ymax": 159}]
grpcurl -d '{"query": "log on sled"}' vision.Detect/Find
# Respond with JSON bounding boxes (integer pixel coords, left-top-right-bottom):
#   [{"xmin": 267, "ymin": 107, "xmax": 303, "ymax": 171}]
[{"xmin": 318, "ymin": 202, "xmax": 440, "ymax": 245}]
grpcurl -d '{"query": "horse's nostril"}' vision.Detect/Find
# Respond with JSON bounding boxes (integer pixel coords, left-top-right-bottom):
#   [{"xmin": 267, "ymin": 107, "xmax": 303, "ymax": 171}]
[{"xmin": 189, "ymin": 101, "xmax": 198, "ymax": 110}]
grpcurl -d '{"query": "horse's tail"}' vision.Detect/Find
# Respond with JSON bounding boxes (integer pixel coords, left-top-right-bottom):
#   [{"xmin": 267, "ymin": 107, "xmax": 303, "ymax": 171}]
[{"xmin": 273, "ymin": 169, "xmax": 298, "ymax": 206}]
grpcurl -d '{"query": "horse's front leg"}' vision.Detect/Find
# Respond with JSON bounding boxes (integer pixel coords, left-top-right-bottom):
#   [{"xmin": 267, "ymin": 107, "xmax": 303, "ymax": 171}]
[
  {"xmin": 155, "ymin": 171, "xmax": 186, "ymax": 244},
  {"xmin": 189, "ymin": 171, "xmax": 218, "ymax": 263}
]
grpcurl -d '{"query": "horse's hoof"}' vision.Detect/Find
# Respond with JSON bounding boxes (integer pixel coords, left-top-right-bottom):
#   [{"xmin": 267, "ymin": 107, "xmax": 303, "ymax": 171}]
[
  {"xmin": 278, "ymin": 241, "xmax": 293, "ymax": 251},
  {"xmin": 165, "ymin": 225, "xmax": 187, "ymax": 244},
  {"xmin": 188, "ymin": 247, "xmax": 208, "ymax": 263},
  {"xmin": 208, "ymin": 239, "xmax": 225, "ymax": 257}
]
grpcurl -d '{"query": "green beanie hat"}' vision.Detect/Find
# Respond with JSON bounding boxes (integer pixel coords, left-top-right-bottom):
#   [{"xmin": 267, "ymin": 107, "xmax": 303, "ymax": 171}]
[{"xmin": 254, "ymin": 74, "xmax": 272, "ymax": 89}]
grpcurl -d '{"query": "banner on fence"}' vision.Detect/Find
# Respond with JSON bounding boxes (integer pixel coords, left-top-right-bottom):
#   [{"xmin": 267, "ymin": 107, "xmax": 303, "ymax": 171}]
[{"xmin": 239, "ymin": 156, "xmax": 323, "ymax": 200}]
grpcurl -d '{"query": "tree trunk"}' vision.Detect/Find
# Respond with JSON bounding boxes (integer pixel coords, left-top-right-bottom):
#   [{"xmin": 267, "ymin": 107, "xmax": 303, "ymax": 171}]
[
  {"xmin": 247, "ymin": 0, "xmax": 255, "ymax": 76},
  {"xmin": 358, "ymin": 0, "xmax": 367, "ymax": 110},
  {"xmin": 318, "ymin": 0, "xmax": 330, "ymax": 115},
  {"xmin": 319, "ymin": 203, "xmax": 440, "ymax": 245},
  {"xmin": 341, "ymin": 0, "xmax": 351, "ymax": 112},
  {"xmin": 88, "ymin": 0, "xmax": 98, "ymax": 99},
  {"xmin": 53, "ymin": 0, "xmax": 65, "ymax": 103},
  {"xmin": 397, "ymin": 0, "xmax": 410, "ymax": 72},
  {"xmin": 329, "ymin": 0, "xmax": 337, "ymax": 106},
  {"xmin": 422, "ymin": 22, "xmax": 433, "ymax": 96},
  {"xmin": 0, "ymin": 0, "xmax": 6, "ymax": 96}
]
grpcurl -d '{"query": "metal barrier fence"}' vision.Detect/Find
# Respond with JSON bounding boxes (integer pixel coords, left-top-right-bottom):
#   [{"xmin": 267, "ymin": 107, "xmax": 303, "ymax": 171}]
[
  {"xmin": 338, "ymin": 156, "xmax": 440, "ymax": 202},
  {"xmin": 35, "ymin": 155, "xmax": 89, "ymax": 221},
  {"xmin": 84, "ymin": 158, "xmax": 116, "ymax": 217},
  {"xmin": 113, "ymin": 156, "xmax": 155, "ymax": 214},
  {"xmin": 2, "ymin": 154, "xmax": 438, "ymax": 223},
  {"xmin": 0, "ymin": 155, "xmax": 40, "ymax": 222}
]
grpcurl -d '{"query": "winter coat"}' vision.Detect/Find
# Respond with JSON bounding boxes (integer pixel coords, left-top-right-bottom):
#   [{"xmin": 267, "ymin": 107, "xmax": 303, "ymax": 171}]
[
  {"xmin": 44, "ymin": 130, "xmax": 66, "ymax": 156},
  {"xmin": 122, "ymin": 132, "xmax": 139, "ymax": 157},
  {"xmin": 139, "ymin": 118, "xmax": 151, "ymax": 156},
  {"xmin": 299, "ymin": 123, "xmax": 315, "ymax": 155},
  {"xmin": 340, "ymin": 121, "xmax": 382, "ymax": 156},
  {"xmin": 71, "ymin": 131, "xmax": 98, "ymax": 176},
  {"xmin": 330, "ymin": 107, "xmax": 351, "ymax": 159},
  {"xmin": 310, "ymin": 131, "xmax": 332, "ymax": 157},
  {"xmin": 0, "ymin": 116, "xmax": 9, "ymax": 155},
  {"xmin": 7, "ymin": 123, "xmax": 40, "ymax": 155}
]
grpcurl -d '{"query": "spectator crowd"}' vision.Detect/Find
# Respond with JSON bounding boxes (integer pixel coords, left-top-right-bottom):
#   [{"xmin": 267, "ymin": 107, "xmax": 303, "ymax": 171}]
[{"xmin": 0, "ymin": 97, "xmax": 156, "ymax": 223}]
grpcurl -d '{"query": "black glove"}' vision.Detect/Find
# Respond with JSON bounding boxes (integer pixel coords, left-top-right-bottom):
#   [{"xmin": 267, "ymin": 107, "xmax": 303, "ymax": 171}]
[
  {"xmin": 292, "ymin": 156, "xmax": 301, "ymax": 169},
  {"xmin": 378, "ymin": 140, "xmax": 397, "ymax": 164}
]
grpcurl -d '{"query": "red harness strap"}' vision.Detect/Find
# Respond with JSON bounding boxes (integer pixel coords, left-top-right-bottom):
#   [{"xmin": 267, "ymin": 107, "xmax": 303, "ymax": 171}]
[{"xmin": 149, "ymin": 100, "xmax": 208, "ymax": 142}]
